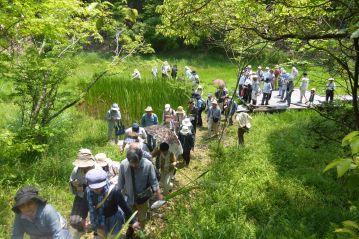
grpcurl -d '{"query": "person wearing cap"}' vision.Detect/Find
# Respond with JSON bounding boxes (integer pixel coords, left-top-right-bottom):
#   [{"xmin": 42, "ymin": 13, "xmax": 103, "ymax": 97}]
[
  {"xmin": 95, "ymin": 153, "xmax": 120, "ymax": 185},
  {"xmin": 178, "ymin": 125, "xmax": 195, "ymax": 166},
  {"xmin": 207, "ymin": 99, "xmax": 221, "ymax": 138},
  {"xmin": 188, "ymin": 99, "xmax": 198, "ymax": 133},
  {"xmin": 161, "ymin": 61, "xmax": 171, "ymax": 78},
  {"xmin": 162, "ymin": 104, "xmax": 176, "ymax": 130},
  {"xmin": 125, "ymin": 123, "xmax": 147, "ymax": 142},
  {"xmin": 251, "ymin": 75, "xmax": 261, "ymax": 105},
  {"xmin": 131, "ymin": 69, "xmax": 141, "ymax": 80},
  {"xmin": 84, "ymin": 168, "xmax": 140, "ymax": 237},
  {"xmin": 69, "ymin": 148, "xmax": 97, "ymax": 233},
  {"xmin": 118, "ymin": 144, "xmax": 163, "ymax": 225},
  {"xmin": 326, "ymin": 78, "xmax": 336, "ymax": 103},
  {"xmin": 173, "ymin": 106, "xmax": 186, "ymax": 135},
  {"xmin": 106, "ymin": 103, "xmax": 122, "ymax": 144},
  {"xmin": 12, "ymin": 186, "xmax": 72, "ymax": 239},
  {"xmin": 299, "ymin": 72, "xmax": 309, "ymax": 103},
  {"xmin": 235, "ymin": 112, "xmax": 252, "ymax": 145},
  {"xmin": 151, "ymin": 142, "xmax": 177, "ymax": 195},
  {"xmin": 141, "ymin": 106, "xmax": 158, "ymax": 151}
]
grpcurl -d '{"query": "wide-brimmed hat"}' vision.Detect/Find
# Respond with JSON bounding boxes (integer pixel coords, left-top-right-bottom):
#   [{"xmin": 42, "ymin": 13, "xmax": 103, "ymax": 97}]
[
  {"xmin": 311, "ymin": 88, "xmax": 316, "ymax": 91},
  {"xmin": 212, "ymin": 99, "xmax": 218, "ymax": 105},
  {"xmin": 111, "ymin": 103, "xmax": 120, "ymax": 111},
  {"xmin": 86, "ymin": 168, "xmax": 107, "ymax": 189},
  {"xmin": 328, "ymin": 78, "xmax": 335, "ymax": 81},
  {"xmin": 12, "ymin": 186, "xmax": 46, "ymax": 213},
  {"xmin": 95, "ymin": 153, "xmax": 109, "ymax": 167},
  {"xmin": 176, "ymin": 106, "xmax": 185, "ymax": 114},
  {"xmin": 182, "ymin": 118, "xmax": 192, "ymax": 127},
  {"xmin": 145, "ymin": 106, "xmax": 153, "ymax": 112},
  {"xmin": 180, "ymin": 125, "xmax": 191, "ymax": 135},
  {"xmin": 72, "ymin": 148, "xmax": 96, "ymax": 168},
  {"xmin": 265, "ymin": 66, "xmax": 270, "ymax": 70},
  {"xmin": 164, "ymin": 104, "xmax": 171, "ymax": 111}
]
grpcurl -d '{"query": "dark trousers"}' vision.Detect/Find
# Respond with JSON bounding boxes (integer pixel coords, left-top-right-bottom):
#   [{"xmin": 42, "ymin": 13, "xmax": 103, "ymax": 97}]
[
  {"xmin": 191, "ymin": 119, "xmax": 197, "ymax": 134},
  {"xmin": 286, "ymin": 90, "xmax": 293, "ymax": 106},
  {"xmin": 182, "ymin": 150, "xmax": 191, "ymax": 165},
  {"xmin": 70, "ymin": 196, "xmax": 88, "ymax": 231},
  {"xmin": 326, "ymin": 90, "xmax": 334, "ymax": 102},
  {"xmin": 197, "ymin": 109, "xmax": 203, "ymax": 126},
  {"xmin": 261, "ymin": 93, "xmax": 270, "ymax": 105},
  {"xmin": 237, "ymin": 127, "xmax": 246, "ymax": 145},
  {"xmin": 147, "ymin": 134, "xmax": 156, "ymax": 152}
]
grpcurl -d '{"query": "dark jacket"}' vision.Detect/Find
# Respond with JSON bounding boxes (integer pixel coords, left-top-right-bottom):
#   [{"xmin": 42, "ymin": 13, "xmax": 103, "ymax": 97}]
[{"xmin": 178, "ymin": 132, "xmax": 195, "ymax": 151}]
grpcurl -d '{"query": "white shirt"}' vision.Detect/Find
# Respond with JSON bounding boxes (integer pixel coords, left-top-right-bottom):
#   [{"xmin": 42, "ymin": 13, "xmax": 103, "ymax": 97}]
[
  {"xmin": 236, "ymin": 112, "xmax": 252, "ymax": 128},
  {"xmin": 300, "ymin": 77, "xmax": 309, "ymax": 89}
]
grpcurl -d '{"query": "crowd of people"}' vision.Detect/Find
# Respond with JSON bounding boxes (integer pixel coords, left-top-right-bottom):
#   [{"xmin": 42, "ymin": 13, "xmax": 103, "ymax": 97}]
[{"xmin": 11, "ymin": 63, "xmax": 338, "ymax": 239}]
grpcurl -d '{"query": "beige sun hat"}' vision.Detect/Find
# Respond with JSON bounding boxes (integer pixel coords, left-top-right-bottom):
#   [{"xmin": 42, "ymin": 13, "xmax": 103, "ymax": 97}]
[
  {"xmin": 181, "ymin": 118, "xmax": 192, "ymax": 127},
  {"xmin": 176, "ymin": 106, "xmax": 185, "ymax": 114},
  {"xmin": 73, "ymin": 148, "xmax": 95, "ymax": 168},
  {"xmin": 311, "ymin": 88, "xmax": 316, "ymax": 91},
  {"xmin": 95, "ymin": 153, "xmax": 109, "ymax": 167},
  {"xmin": 145, "ymin": 106, "xmax": 153, "ymax": 112}
]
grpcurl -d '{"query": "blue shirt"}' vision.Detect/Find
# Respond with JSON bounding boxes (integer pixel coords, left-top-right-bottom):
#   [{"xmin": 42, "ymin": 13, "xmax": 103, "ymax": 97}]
[
  {"xmin": 12, "ymin": 203, "xmax": 70, "ymax": 239},
  {"xmin": 140, "ymin": 113, "xmax": 158, "ymax": 127}
]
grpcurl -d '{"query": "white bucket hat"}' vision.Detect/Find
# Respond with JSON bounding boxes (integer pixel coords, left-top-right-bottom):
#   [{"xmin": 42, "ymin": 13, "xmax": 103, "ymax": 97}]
[
  {"xmin": 111, "ymin": 103, "xmax": 120, "ymax": 111},
  {"xmin": 181, "ymin": 118, "xmax": 192, "ymax": 127},
  {"xmin": 145, "ymin": 106, "xmax": 153, "ymax": 112},
  {"xmin": 165, "ymin": 104, "xmax": 171, "ymax": 111},
  {"xmin": 180, "ymin": 125, "xmax": 191, "ymax": 135}
]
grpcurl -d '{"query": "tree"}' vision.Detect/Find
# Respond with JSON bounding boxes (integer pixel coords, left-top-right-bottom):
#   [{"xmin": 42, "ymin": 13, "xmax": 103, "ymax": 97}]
[{"xmin": 157, "ymin": 0, "xmax": 359, "ymax": 129}]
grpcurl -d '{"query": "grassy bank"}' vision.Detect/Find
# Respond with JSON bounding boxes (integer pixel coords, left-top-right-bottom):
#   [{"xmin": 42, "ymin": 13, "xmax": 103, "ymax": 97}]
[{"xmin": 153, "ymin": 111, "xmax": 356, "ymax": 238}]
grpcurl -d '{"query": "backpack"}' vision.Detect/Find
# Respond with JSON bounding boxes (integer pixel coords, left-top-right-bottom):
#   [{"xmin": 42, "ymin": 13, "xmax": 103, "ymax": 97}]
[{"xmin": 199, "ymin": 99, "xmax": 206, "ymax": 111}]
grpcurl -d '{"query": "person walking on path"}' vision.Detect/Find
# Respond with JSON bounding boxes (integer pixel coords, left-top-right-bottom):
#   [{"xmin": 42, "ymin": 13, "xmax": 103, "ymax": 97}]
[
  {"xmin": 196, "ymin": 94, "xmax": 206, "ymax": 127},
  {"xmin": 141, "ymin": 106, "xmax": 158, "ymax": 151},
  {"xmin": 188, "ymin": 99, "xmax": 198, "ymax": 133},
  {"xmin": 261, "ymin": 79, "xmax": 272, "ymax": 105},
  {"xmin": 326, "ymin": 78, "xmax": 336, "ymax": 103},
  {"xmin": 11, "ymin": 186, "xmax": 72, "ymax": 239},
  {"xmin": 152, "ymin": 142, "xmax": 177, "ymax": 195},
  {"xmin": 178, "ymin": 125, "xmax": 195, "ymax": 167},
  {"xmin": 207, "ymin": 100, "xmax": 221, "ymax": 138},
  {"xmin": 124, "ymin": 123, "xmax": 147, "ymax": 142},
  {"xmin": 171, "ymin": 65, "xmax": 178, "ymax": 79},
  {"xmin": 274, "ymin": 65, "xmax": 281, "ymax": 90},
  {"xmin": 69, "ymin": 148, "xmax": 98, "ymax": 234},
  {"xmin": 161, "ymin": 61, "xmax": 171, "ymax": 78},
  {"xmin": 162, "ymin": 104, "xmax": 176, "ymax": 130},
  {"xmin": 236, "ymin": 112, "xmax": 252, "ymax": 145},
  {"xmin": 84, "ymin": 168, "xmax": 140, "ymax": 238},
  {"xmin": 106, "ymin": 103, "xmax": 121, "ymax": 144},
  {"xmin": 299, "ymin": 72, "xmax": 309, "ymax": 103},
  {"xmin": 118, "ymin": 145, "xmax": 163, "ymax": 226},
  {"xmin": 173, "ymin": 106, "xmax": 186, "ymax": 135},
  {"xmin": 306, "ymin": 88, "xmax": 316, "ymax": 107},
  {"xmin": 94, "ymin": 153, "xmax": 120, "ymax": 185}
]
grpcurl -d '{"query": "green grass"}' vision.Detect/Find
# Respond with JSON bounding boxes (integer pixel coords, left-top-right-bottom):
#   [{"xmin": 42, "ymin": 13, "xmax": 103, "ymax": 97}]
[
  {"xmin": 154, "ymin": 111, "xmax": 357, "ymax": 239},
  {"xmin": 0, "ymin": 51, "xmax": 352, "ymax": 237}
]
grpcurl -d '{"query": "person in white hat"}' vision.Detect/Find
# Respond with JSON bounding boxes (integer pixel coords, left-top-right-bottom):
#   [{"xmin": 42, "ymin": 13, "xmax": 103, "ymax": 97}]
[
  {"xmin": 106, "ymin": 103, "xmax": 122, "ymax": 144},
  {"xmin": 326, "ymin": 78, "xmax": 336, "ymax": 103},
  {"xmin": 178, "ymin": 125, "xmax": 195, "ymax": 167},
  {"xmin": 207, "ymin": 99, "xmax": 221, "ymax": 138},
  {"xmin": 95, "ymin": 153, "xmax": 120, "ymax": 185},
  {"xmin": 184, "ymin": 66, "xmax": 192, "ymax": 79},
  {"xmin": 69, "ymin": 148, "xmax": 98, "ymax": 233},
  {"xmin": 161, "ymin": 61, "xmax": 171, "ymax": 78},
  {"xmin": 85, "ymin": 168, "xmax": 140, "ymax": 237},
  {"xmin": 236, "ymin": 112, "xmax": 252, "ymax": 145},
  {"xmin": 131, "ymin": 69, "xmax": 141, "ymax": 80},
  {"xmin": 141, "ymin": 106, "xmax": 158, "ymax": 150},
  {"xmin": 162, "ymin": 103, "xmax": 176, "ymax": 130},
  {"xmin": 173, "ymin": 106, "xmax": 186, "ymax": 135}
]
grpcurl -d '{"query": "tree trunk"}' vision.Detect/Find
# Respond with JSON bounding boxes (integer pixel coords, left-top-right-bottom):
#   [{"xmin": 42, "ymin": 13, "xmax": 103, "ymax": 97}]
[{"xmin": 353, "ymin": 38, "xmax": 359, "ymax": 130}]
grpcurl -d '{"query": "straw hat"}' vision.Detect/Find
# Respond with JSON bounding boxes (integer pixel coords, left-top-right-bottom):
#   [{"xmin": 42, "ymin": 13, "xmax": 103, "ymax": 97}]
[
  {"xmin": 176, "ymin": 106, "xmax": 185, "ymax": 114},
  {"xmin": 328, "ymin": 78, "xmax": 335, "ymax": 81},
  {"xmin": 145, "ymin": 106, "xmax": 153, "ymax": 112},
  {"xmin": 311, "ymin": 88, "xmax": 316, "ymax": 91},
  {"xmin": 95, "ymin": 153, "xmax": 109, "ymax": 167},
  {"xmin": 111, "ymin": 103, "xmax": 119, "ymax": 111},
  {"xmin": 180, "ymin": 125, "xmax": 191, "ymax": 135},
  {"xmin": 265, "ymin": 66, "xmax": 270, "ymax": 70},
  {"xmin": 181, "ymin": 118, "xmax": 192, "ymax": 127},
  {"xmin": 72, "ymin": 148, "xmax": 96, "ymax": 168},
  {"xmin": 86, "ymin": 168, "xmax": 107, "ymax": 189}
]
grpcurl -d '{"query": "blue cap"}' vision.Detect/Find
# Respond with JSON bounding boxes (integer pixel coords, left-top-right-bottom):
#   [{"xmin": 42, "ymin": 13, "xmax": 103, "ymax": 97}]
[
  {"xmin": 132, "ymin": 123, "xmax": 140, "ymax": 132},
  {"xmin": 86, "ymin": 168, "xmax": 107, "ymax": 189}
]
